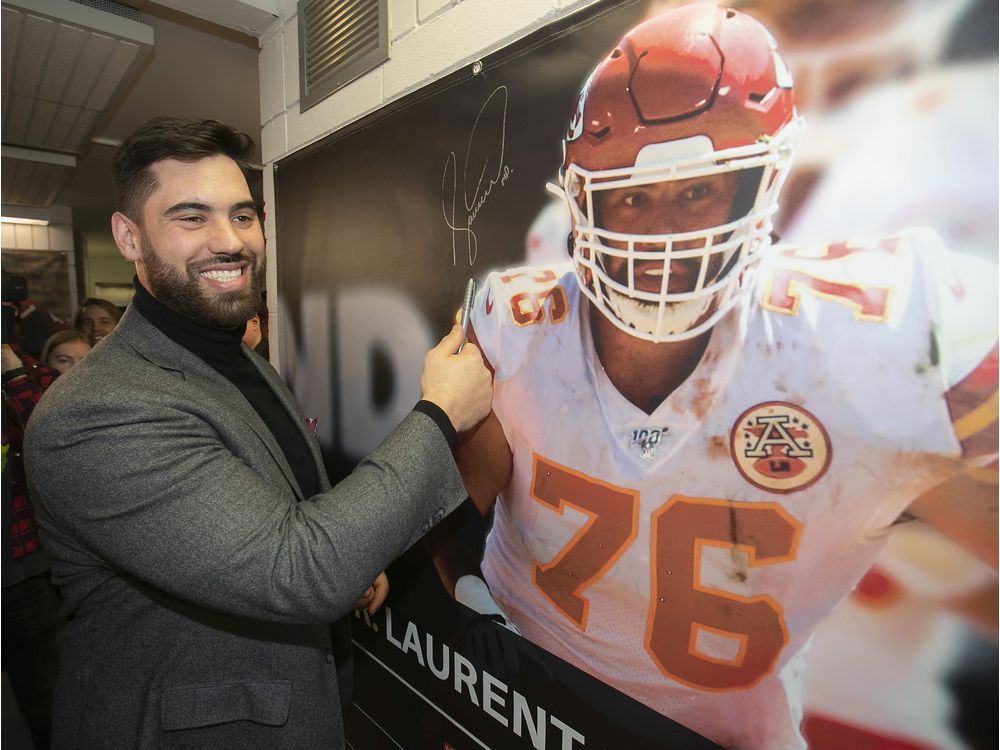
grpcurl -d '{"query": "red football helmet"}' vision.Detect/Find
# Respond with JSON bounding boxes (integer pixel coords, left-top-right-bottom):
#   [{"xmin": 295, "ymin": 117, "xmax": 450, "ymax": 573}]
[{"xmin": 560, "ymin": 4, "xmax": 801, "ymax": 342}]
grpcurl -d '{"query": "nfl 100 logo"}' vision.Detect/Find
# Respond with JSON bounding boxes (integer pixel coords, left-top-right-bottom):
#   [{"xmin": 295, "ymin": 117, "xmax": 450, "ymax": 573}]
[{"xmin": 630, "ymin": 427, "xmax": 668, "ymax": 460}]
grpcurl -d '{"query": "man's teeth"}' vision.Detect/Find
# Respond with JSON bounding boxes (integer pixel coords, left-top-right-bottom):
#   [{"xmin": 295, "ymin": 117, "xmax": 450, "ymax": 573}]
[{"xmin": 201, "ymin": 268, "xmax": 242, "ymax": 281}]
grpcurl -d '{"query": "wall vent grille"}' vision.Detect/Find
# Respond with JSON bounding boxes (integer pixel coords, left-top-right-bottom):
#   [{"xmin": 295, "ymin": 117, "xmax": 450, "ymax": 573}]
[
  {"xmin": 298, "ymin": 0, "xmax": 388, "ymax": 112},
  {"xmin": 68, "ymin": 0, "xmax": 140, "ymax": 23}
]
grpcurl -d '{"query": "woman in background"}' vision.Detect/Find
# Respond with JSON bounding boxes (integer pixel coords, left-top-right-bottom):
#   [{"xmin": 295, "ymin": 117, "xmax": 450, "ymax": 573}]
[{"xmin": 40, "ymin": 330, "xmax": 91, "ymax": 375}]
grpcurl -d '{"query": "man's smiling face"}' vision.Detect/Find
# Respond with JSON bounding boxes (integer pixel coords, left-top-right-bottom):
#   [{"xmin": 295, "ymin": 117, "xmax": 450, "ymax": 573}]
[{"xmin": 132, "ymin": 154, "xmax": 265, "ymax": 328}]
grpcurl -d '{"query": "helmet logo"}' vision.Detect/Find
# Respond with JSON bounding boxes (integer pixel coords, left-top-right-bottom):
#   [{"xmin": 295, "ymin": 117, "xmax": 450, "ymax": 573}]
[
  {"xmin": 566, "ymin": 69, "xmax": 598, "ymax": 144},
  {"xmin": 567, "ymin": 102, "xmax": 584, "ymax": 142}
]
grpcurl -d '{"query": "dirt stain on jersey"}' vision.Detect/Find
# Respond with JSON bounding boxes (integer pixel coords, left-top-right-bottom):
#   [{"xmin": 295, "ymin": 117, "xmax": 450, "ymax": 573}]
[
  {"xmin": 689, "ymin": 376, "xmax": 715, "ymax": 420},
  {"xmin": 726, "ymin": 500, "xmax": 749, "ymax": 582},
  {"xmin": 707, "ymin": 435, "xmax": 729, "ymax": 460},
  {"xmin": 916, "ymin": 328, "xmax": 941, "ymax": 374}
]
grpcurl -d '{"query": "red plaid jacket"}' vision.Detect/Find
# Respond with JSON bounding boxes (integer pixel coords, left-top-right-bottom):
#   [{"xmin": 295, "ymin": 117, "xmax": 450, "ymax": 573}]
[{"xmin": 2, "ymin": 349, "xmax": 56, "ymax": 560}]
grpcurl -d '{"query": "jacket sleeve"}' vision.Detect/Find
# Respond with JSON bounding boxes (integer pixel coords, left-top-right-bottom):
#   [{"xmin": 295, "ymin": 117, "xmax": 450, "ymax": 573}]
[{"xmin": 24, "ymin": 384, "xmax": 467, "ymax": 624}]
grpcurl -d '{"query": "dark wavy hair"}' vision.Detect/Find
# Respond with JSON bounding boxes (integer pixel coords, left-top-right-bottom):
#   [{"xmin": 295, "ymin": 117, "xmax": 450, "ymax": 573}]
[{"xmin": 112, "ymin": 117, "xmax": 256, "ymax": 222}]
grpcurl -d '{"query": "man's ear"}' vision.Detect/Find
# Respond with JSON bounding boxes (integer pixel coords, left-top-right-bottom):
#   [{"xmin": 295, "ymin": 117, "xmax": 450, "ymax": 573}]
[{"xmin": 111, "ymin": 212, "xmax": 142, "ymax": 262}]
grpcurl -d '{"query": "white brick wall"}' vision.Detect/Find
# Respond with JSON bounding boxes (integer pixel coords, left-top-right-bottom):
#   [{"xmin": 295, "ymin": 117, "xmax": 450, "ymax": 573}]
[{"xmin": 256, "ymin": 0, "xmax": 598, "ymax": 363}]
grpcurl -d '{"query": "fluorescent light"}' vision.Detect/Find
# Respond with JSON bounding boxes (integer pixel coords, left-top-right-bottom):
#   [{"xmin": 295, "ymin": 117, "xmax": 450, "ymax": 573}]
[{"xmin": 1, "ymin": 217, "xmax": 49, "ymax": 226}]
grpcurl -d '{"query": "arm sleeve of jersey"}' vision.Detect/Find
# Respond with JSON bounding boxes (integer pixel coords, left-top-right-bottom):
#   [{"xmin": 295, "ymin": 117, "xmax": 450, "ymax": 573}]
[
  {"xmin": 469, "ymin": 271, "xmax": 504, "ymax": 378},
  {"xmin": 945, "ymin": 343, "xmax": 997, "ymax": 469},
  {"xmin": 918, "ymin": 230, "xmax": 999, "ymax": 467}
]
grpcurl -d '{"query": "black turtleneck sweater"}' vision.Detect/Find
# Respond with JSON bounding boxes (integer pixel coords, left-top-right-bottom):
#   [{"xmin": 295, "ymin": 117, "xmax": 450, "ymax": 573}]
[
  {"xmin": 130, "ymin": 278, "xmax": 457, "ymax": 499},
  {"xmin": 132, "ymin": 278, "xmax": 320, "ymax": 496}
]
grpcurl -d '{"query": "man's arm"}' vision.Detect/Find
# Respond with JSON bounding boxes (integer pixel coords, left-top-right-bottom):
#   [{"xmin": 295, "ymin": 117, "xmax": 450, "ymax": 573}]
[
  {"xmin": 426, "ymin": 411, "xmax": 512, "ymax": 602},
  {"xmin": 456, "ymin": 411, "xmax": 512, "ymax": 515},
  {"xmin": 453, "ymin": 321, "xmax": 513, "ymax": 513},
  {"xmin": 906, "ymin": 472, "xmax": 997, "ymax": 568},
  {"xmin": 429, "ymin": 315, "xmax": 515, "ymax": 618},
  {"xmin": 906, "ymin": 344, "xmax": 998, "ymax": 568},
  {"xmin": 26, "ymin": 327, "xmax": 492, "ymax": 625}
]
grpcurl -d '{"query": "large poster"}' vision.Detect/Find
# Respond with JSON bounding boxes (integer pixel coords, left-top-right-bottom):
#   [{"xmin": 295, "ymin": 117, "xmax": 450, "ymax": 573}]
[{"xmin": 275, "ymin": 1, "xmax": 998, "ymax": 747}]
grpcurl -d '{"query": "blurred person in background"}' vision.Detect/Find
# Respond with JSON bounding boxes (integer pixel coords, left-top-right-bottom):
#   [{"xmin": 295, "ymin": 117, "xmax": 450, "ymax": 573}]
[
  {"xmin": 2, "ymin": 277, "xmax": 63, "ymax": 750},
  {"xmin": 242, "ymin": 298, "xmax": 269, "ymax": 359},
  {"xmin": 733, "ymin": 0, "xmax": 997, "ymax": 256},
  {"xmin": 73, "ymin": 297, "xmax": 122, "ymax": 345},
  {"xmin": 40, "ymin": 330, "xmax": 92, "ymax": 376}
]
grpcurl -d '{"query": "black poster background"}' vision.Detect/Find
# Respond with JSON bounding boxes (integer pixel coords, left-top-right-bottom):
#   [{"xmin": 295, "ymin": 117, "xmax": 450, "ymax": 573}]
[
  {"xmin": 273, "ymin": 1, "xmax": 997, "ymax": 748},
  {"xmin": 275, "ymin": 0, "xmax": 651, "ymax": 481}
]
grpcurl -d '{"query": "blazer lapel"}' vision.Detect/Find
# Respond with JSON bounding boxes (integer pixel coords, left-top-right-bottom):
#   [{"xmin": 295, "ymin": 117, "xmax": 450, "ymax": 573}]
[
  {"xmin": 245, "ymin": 352, "xmax": 332, "ymax": 493},
  {"xmin": 117, "ymin": 307, "xmax": 312, "ymax": 501}
]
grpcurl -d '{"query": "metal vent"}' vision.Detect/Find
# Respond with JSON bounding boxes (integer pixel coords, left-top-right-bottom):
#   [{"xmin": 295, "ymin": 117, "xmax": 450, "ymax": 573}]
[
  {"xmin": 68, "ymin": 0, "xmax": 140, "ymax": 23},
  {"xmin": 298, "ymin": 0, "xmax": 388, "ymax": 112}
]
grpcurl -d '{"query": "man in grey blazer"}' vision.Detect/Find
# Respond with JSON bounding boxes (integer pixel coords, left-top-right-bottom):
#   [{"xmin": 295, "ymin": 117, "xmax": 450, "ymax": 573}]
[{"xmin": 24, "ymin": 117, "xmax": 492, "ymax": 749}]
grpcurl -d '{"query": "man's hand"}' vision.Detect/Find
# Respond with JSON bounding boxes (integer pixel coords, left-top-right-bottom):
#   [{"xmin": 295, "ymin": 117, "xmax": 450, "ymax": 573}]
[
  {"xmin": 420, "ymin": 325, "xmax": 493, "ymax": 432},
  {"xmin": 353, "ymin": 571, "xmax": 389, "ymax": 615},
  {"xmin": 1, "ymin": 343, "xmax": 23, "ymax": 375}
]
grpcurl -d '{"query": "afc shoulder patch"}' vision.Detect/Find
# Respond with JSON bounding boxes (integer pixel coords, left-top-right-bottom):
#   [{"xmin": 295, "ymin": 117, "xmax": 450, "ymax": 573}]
[{"xmin": 730, "ymin": 402, "xmax": 831, "ymax": 493}]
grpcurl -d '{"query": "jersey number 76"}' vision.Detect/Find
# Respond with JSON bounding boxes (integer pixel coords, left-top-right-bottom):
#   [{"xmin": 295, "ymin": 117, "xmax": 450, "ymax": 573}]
[{"xmin": 531, "ymin": 454, "xmax": 802, "ymax": 692}]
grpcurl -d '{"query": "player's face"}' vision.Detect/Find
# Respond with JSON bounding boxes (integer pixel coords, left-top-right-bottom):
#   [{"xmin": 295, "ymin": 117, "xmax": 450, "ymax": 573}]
[
  {"xmin": 594, "ymin": 172, "xmax": 739, "ymax": 294},
  {"xmin": 134, "ymin": 154, "xmax": 265, "ymax": 329}
]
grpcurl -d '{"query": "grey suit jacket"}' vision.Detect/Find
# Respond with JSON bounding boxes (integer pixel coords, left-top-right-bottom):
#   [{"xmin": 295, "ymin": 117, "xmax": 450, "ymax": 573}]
[{"xmin": 24, "ymin": 306, "xmax": 467, "ymax": 749}]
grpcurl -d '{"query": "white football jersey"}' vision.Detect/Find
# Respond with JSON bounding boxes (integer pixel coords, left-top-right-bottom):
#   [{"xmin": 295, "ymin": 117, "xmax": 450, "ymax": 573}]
[{"xmin": 470, "ymin": 228, "xmax": 997, "ymax": 750}]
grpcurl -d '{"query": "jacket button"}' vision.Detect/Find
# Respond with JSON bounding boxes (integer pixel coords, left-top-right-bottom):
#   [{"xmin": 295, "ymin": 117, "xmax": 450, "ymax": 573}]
[{"xmin": 325, "ymin": 652, "xmax": 335, "ymax": 664}]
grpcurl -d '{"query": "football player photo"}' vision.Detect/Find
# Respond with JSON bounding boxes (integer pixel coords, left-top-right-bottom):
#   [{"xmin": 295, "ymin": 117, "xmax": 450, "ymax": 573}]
[{"xmin": 432, "ymin": 4, "xmax": 998, "ymax": 749}]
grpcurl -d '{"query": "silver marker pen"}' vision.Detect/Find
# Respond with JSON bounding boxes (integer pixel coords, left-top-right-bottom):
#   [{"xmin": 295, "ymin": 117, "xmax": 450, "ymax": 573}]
[{"xmin": 458, "ymin": 277, "xmax": 477, "ymax": 352}]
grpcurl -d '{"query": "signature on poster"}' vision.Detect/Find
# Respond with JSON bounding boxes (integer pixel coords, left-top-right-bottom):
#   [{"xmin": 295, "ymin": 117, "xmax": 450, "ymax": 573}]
[{"xmin": 441, "ymin": 85, "xmax": 515, "ymax": 266}]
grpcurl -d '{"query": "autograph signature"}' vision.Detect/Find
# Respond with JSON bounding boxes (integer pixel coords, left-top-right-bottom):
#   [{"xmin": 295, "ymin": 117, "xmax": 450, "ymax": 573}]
[{"xmin": 441, "ymin": 85, "xmax": 514, "ymax": 267}]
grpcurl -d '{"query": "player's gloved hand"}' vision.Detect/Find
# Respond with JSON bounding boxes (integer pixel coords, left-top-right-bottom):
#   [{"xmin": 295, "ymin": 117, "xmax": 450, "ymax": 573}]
[
  {"xmin": 455, "ymin": 574, "xmax": 522, "ymax": 679},
  {"xmin": 455, "ymin": 574, "xmax": 521, "ymax": 635}
]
